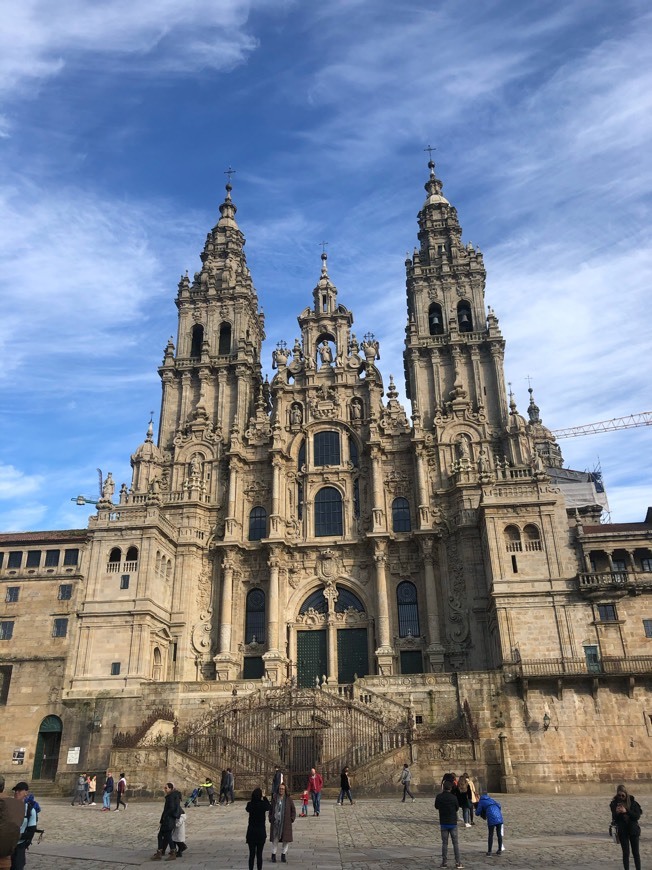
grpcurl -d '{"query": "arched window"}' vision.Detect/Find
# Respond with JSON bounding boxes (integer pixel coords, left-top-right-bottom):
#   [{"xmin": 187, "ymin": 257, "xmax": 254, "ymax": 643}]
[
  {"xmin": 397, "ymin": 581, "xmax": 420, "ymax": 637},
  {"xmin": 523, "ymin": 524, "xmax": 542, "ymax": 551},
  {"xmin": 125, "ymin": 546, "xmax": 139, "ymax": 564},
  {"xmin": 300, "ymin": 589, "xmax": 328, "ymax": 614},
  {"xmin": 504, "ymin": 525, "xmax": 522, "ymax": 552},
  {"xmin": 108, "ymin": 547, "xmax": 121, "ymax": 563},
  {"xmin": 152, "ymin": 647, "xmax": 162, "ymax": 681},
  {"xmin": 457, "ymin": 301, "xmax": 473, "ymax": 333},
  {"xmin": 428, "ymin": 302, "xmax": 444, "ymax": 335},
  {"xmin": 392, "ymin": 497, "xmax": 411, "ymax": 532},
  {"xmin": 314, "ymin": 431, "xmax": 340, "ymax": 466},
  {"xmin": 245, "ymin": 589, "xmax": 266, "ymax": 644},
  {"xmin": 298, "ymin": 439, "xmax": 305, "ymax": 471},
  {"xmin": 218, "ymin": 322, "xmax": 232, "ymax": 355},
  {"xmin": 190, "ymin": 323, "xmax": 204, "ymax": 357},
  {"xmin": 248, "ymin": 507, "xmax": 267, "ymax": 541},
  {"xmin": 335, "ymin": 587, "xmax": 365, "ymax": 613},
  {"xmin": 353, "ymin": 479, "xmax": 360, "ymax": 519},
  {"xmin": 314, "ymin": 487, "xmax": 343, "ymax": 537},
  {"xmin": 155, "ymin": 551, "xmax": 161, "ymax": 574}
]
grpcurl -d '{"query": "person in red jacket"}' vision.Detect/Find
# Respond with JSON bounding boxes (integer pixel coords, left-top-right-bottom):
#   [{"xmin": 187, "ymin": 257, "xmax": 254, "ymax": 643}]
[{"xmin": 307, "ymin": 768, "xmax": 323, "ymax": 816}]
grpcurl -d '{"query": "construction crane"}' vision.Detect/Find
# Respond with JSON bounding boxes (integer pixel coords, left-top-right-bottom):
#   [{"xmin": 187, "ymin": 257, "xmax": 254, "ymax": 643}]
[{"xmin": 551, "ymin": 411, "xmax": 652, "ymax": 440}]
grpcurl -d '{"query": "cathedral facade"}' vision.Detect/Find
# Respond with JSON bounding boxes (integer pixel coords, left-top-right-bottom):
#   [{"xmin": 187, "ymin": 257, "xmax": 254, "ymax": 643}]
[{"xmin": 1, "ymin": 163, "xmax": 651, "ymax": 793}]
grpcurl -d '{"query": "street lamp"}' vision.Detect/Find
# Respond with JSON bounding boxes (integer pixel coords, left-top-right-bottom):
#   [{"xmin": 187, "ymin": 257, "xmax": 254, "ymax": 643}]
[{"xmin": 543, "ymin": 713, "xmax": 551, "ymax": 732}]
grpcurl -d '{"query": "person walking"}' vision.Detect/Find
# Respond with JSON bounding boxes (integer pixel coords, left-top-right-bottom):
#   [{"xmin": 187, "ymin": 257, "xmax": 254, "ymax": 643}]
[
  {"xmin": 268, "ymin": 783, "xmax": 295, "ymax": 863},
  {"xmin": 115, "ymin": 773, "xmax": 127, "ymax": 811},
  {"xmin": 71, "ymin": 773, "xmax": 86, "ymax": 806},
  {"xmin": 225, "ymin": 769, "xmax": 235, "ymax": 805},
  {"xmin": 245, "ymin": 787, "xmax": 271, "ymax": 870},
  {"xmin": 300, "ymin": 791, "xmax": 309, "ymax": 817},
  {"xmin": 307, "ymin": 768, "xmax": 323, "ymax": 816},
  {"xmin": 610, "ymin": 783, "xmax": 642, "ymax": 870},
  {"xmin": 102, "ymin": 772, "xmax": 114, "ymax": 812},
  {"xmin": 87, "ymin": 774, "xmax": 97, "ymax": 807},
  {"xmin": 218, "ymin": 770, "xmax": 229, "ymax": 805},
  {"xmin": 201, "ymin": 776, "xmax": 215, "ymax": 807},
  {"xmin": 10, "ymin": 782, "xmax": 37, "ymax": 870},
  {"xmin": 171, "ymin": 808, "xmax": 187, "ymax": 859},
  {"xmin": 399, "ymin": 763, "xmax": 415, "ymax": 802},
  {"xmin": 337, "ymin": 767, "xmax": 353, "ymax": 806},
  {"xmin": 475, "ymin": 790, "xmax": 504, "ymax": 856},
  {"xmin": 151, "ymin": 782, "xmax": 182, "ymax": 861},
  {"xmin": 463, "ymin": 772, "xmax": 479, "ymax": 824},
  {"xmin": 453, "ymin": 775, "xmax": 472, "ymax": 826},
  {"xmin": 271, "ymin": 768, "xmax": 283, "ymax": 798},
  {"xmin": 434, "ymin": 780, "xmax": 462, "ymax": 869}
]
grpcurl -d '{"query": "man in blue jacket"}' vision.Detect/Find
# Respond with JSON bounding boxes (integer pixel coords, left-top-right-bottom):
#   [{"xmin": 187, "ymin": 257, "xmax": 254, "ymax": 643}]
[
  {"xmin": 475, "ymin": 790, "xmax": 505, "ymax": 855},
  {"xmin": 10, "ymin": 782, "xmax": 37, "ymax": 870}
]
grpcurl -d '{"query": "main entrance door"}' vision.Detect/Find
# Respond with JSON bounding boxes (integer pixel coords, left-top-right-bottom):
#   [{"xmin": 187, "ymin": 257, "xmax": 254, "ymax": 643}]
[
  {"xmin": 32, "ymin": 715, "xmax": 62, "ymax": 780},
  {"xmin": 297, "ymin": 630, "xmax": 327, "ymax": 688},
  {"xmin": 337, "ymin": 628, "xmax": 368, "ymax": 683}
]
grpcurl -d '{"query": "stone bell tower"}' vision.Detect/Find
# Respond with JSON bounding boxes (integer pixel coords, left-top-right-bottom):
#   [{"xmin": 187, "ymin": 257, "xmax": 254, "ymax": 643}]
[{"xmin": 157, "ymin": 181, "xmax": 265, "ymax": 463}]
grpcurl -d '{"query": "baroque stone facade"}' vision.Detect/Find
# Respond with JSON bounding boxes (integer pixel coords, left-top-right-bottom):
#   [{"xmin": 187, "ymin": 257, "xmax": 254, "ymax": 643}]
[{"xmin": 1, "ymin": 163, "xmax": 652, "ymax": 793}]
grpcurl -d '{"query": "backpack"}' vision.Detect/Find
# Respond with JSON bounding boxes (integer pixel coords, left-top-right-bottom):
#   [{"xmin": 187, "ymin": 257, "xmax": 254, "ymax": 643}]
[{"xmin": 23, "ymin": 794, "xmax": 43, "ymax": 847}]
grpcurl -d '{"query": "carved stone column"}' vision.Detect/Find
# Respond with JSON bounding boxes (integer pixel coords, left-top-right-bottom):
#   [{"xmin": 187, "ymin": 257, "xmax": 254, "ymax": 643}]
[
  {"xmin": 263, "ymin": 547, "xmax": 285, "ymax": 685},
  {"xmin": 373, "ymin": 540, "xmax": 395, "ymax": 675},
  {"xmin": 370, "ymin": 446, "xmax": 385, "ymax": 532},
  {"xmin": 324, "ymin": 583, "xmax": 339, "ymax": 684},
  {"xmin": 214, "ymin": 552, "xmax": 238, "ymax": 679},
  {"xmin": 420, "ymin": 537, "xmax": 445, "ymax": 671},
  {"xmin": 224, "ymin": 458, "xmax": 240, "ymax": 539},
  {"xmin": 269, "ymin": 456, "xmax": 283, "ymax": 538},
  {"xmin": 415, "ymin": 445, "xmax": 430, "ymax": 529}
]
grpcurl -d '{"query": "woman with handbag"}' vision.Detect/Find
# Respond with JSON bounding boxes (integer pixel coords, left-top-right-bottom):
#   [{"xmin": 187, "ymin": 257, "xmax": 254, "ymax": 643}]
[{"xmin": 610, "ymin": 783, "xmax": 642, "ymax": 870}]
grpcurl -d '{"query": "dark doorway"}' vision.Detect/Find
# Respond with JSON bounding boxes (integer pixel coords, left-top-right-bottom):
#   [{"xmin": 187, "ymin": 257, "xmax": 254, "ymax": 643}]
[
  {"xmin": 32, "ymin": 715, "xmax": 62, "ymax": 780},
  {"xmin": 297, "ymin": 630, "xmax": 327, "ymax": 688},
  {"xmin": 337, "ymin": 628, "xmax": 368, "ymax": 683}
]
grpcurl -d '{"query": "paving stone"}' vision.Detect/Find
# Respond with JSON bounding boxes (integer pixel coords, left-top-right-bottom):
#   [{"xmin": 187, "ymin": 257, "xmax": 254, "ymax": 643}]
[{"xmin": 20, "ymin": 793, "xmax": 647, "ymax": 869}]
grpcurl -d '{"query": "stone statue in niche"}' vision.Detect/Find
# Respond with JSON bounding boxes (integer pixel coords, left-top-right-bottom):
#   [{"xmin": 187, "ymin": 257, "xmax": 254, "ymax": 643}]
[
  {"xmin": 318, "ymin": 341, "xmax": 333, "ymax": 366},
  {"xmin": 290, "ymin": 405, "xmax": 303, "ymax": 426}
]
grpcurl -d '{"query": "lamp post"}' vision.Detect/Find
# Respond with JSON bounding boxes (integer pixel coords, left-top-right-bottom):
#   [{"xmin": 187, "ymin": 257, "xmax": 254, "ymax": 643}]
[{"xmin": 543, "ymin": 712, "xmax": 551, "ymax": 732}]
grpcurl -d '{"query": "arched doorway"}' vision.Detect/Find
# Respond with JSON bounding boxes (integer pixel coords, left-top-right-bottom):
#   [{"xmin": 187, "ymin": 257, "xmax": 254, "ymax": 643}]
[
  {"xmin": 294, "ymin": 585, "xmax": 370, "ymax": 687},
  {"xmin": 32, "ymin": 715, "xmax": 62, "ymax": 781}
]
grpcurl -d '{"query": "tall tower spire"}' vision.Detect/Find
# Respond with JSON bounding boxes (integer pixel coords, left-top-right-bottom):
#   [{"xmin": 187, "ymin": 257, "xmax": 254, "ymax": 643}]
[{"xmin": 150, "ymin": 179, "xmax": 265, "ymax": 500}]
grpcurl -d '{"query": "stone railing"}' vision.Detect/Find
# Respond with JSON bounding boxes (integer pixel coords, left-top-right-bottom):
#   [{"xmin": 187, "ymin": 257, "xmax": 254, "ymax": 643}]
[
  {"xmin": 578, "ymin": 571, "xmax": 630, "ymax": 589},
  {"xmin": 511, "ymin": 656, "xmax": 652, "ymax": 678}
]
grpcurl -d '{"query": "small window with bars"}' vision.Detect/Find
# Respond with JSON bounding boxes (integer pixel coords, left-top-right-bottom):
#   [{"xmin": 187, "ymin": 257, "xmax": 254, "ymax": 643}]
[
  {"xmin": 644, "ymin": 619, "xmax": 652, "ymax": 638},
  {"xmin": 58, "ymin": 584, "xmax": 73, "ymax": 600},
  {"xmin": 111, "ymin": 662, "xmax": 121, "ymax": 676},
  {"xmin": 0, "ymin": 621, "xmax": 15, "ymax": 641},
  {"xmin": 5, "ymin": 587, "xmax": 19, "ymax": 603},
  {"xmin": 52, "ymin": 618, "xmax": 68, "ymax": 638},
  {"xmin": 120, "ymin": 575, "xmax": 130, "ymax": 590},
  {"xmin": 597, "ymin": 603, "xmax": 617, "ymax": 622}
]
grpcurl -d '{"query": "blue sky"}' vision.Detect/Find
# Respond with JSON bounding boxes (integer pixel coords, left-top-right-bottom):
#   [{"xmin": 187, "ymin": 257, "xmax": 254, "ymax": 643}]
[{"xmin": 0, "ymin": 0, "xmax": 650, "ymax": 531}]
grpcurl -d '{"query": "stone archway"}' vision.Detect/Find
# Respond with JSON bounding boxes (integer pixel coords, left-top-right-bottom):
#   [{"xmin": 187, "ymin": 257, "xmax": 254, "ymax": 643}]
[{"xmin": 32, "ymin": 714, "xmax": 62, "ymax": 781}]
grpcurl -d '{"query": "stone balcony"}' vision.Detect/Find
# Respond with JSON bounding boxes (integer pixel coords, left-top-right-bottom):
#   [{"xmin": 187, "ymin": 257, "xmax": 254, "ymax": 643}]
[
  {"xmin": 576, "ymin": 570, "xmax": 652, "ymax": 597},
  {"xmin": 506, "ymin": 655, "xmax": 652, "ymax": 699}
]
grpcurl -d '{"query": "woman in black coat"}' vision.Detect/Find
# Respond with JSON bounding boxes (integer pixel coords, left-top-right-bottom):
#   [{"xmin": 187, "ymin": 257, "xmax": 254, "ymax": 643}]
[
  {"xmin": 337, "ymin": 767, "xmax": 353, "ymax": 805},
  {"xmin": 610, "ymin": 783, "xmax": 642, "ymax": 870},
  {"xmin": 246, "ymin": 788, "xmax": 272, "ymax": 870},
  {"xmin": 152, "ymin": 782, "xmax": 182, "ymax": 859}
]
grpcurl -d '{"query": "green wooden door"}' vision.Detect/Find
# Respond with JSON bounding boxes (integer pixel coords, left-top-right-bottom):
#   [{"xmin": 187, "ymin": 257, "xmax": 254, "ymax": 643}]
[
  {"xmin": 337, "ymin": 628, "xmax": 368, "ymax": 683},
  {"xmin": 297, "ymin": 630, "xmax": 327, "ymax": 688}
]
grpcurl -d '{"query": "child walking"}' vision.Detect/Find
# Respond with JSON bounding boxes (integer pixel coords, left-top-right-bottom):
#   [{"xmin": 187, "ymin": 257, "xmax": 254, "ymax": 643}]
[
  {"xmin": 475, "ymin": 790, "xmax": 504, "ymax": 856},
  {"xmin": 300, "ymin": 790, "xmax": 309, "ymax": 816}
]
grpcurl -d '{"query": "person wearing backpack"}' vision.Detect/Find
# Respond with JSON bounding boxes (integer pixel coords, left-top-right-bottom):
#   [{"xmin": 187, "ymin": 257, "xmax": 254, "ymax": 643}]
[
  {"xmin": 10, "ymin": 782, "xmax": 37, "ymax": 870},
  {"xmin": 0, "ymin": 775, "xmax": 24, "ymax": 870}
]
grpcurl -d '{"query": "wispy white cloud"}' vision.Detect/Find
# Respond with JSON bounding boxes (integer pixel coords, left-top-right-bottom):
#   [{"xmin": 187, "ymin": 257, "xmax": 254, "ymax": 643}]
[
  {"xmin": 0, "ymin": 0, "xmax": 293, "ymax": 97},
  {"xmin": 0, "ymin": 464, "xmax": 43, "ymax": 500}
]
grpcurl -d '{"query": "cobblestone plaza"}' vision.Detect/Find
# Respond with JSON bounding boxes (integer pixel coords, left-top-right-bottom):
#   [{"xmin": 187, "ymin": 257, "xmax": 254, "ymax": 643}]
[{"xmin": 21, "ymin": 792, "xmax": 646, "ymax": 870}]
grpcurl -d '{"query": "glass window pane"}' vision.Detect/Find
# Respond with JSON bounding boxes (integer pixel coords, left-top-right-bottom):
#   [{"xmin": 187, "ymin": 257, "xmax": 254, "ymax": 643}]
[
  {"xmin": 249, "ymin": 507, "xmax": 267, "ymax": 541},
  {"xmin": 58, "ymin": 584, "xmax": 73, "ymax": 600},
  {"xmin": 314, "ymin": 431, "xmax": 341, "ymax": 466},
  {"xmin": 26, "ymin": 551, "xmax": 41, "ymax": 568},
  {"xmin": 335, "ymin": 587, "xmax": 365, "ymax": 613},
  {"xmin": 245, "ymin": 589, "xmax": 266, "ymax": 644},
  {"xmin": 392, "ymin": 498, "xmax": 411, "ymax": 532},
  {"xmin": 45, "ymin": 550, "xmax": 60, "ymax": 567},
  {"xmin": 7, "ymin": 552, "xmax": 22, "ymax": 569},
  {"xmin": 299, "ymin": 590, "xmax": 328, "ymax": 614},
  {"xmin": 314, "ymin": 487, "xmax": 343, "ymax": 537},
  {"xmin": 397, "ymin": 581, "xmax": 420, "ymax": 637},
  {"xmin": 63, "ymin": 548, "xmax": 79, "ymax": 566}
]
